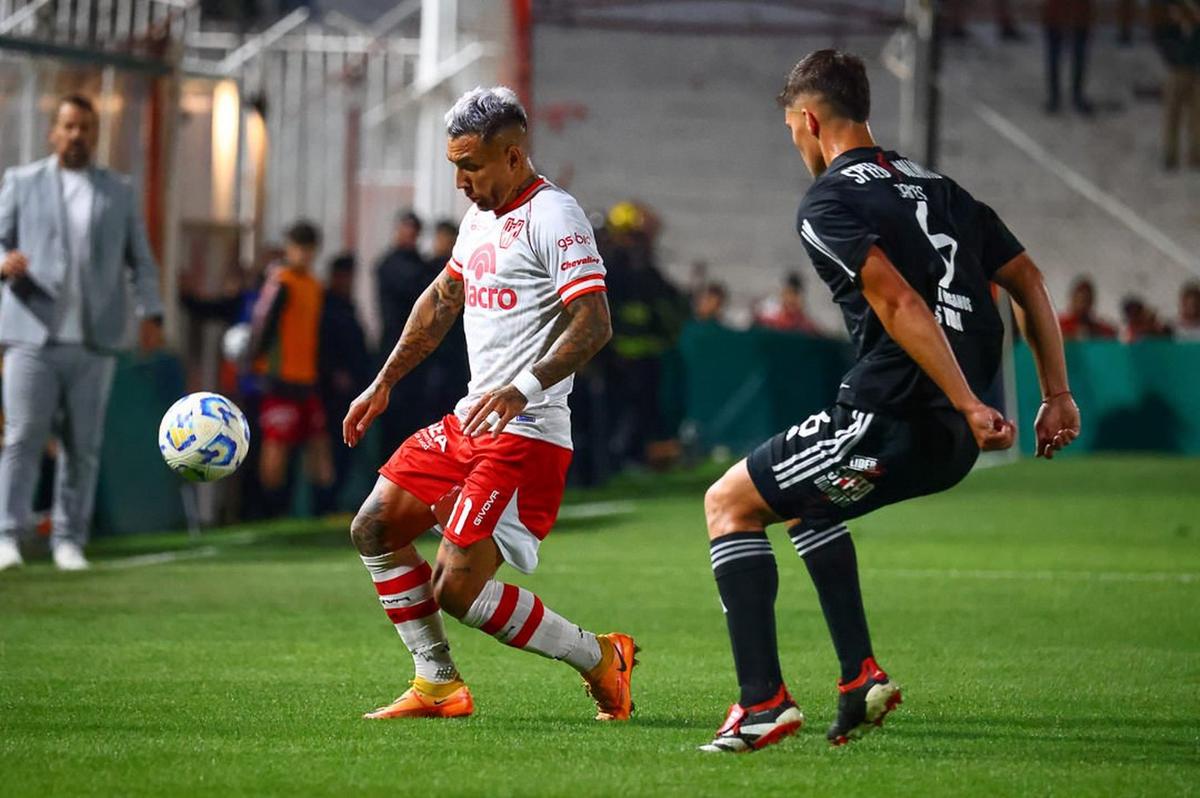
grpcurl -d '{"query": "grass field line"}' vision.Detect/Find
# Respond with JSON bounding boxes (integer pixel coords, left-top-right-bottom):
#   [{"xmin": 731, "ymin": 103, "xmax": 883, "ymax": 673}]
[
  {"xmin": 558, "ymin": 499, "xmax": 637, "ymax": 519},
  {"xmin": 95, "ymin": 507, "xmax": 640, "ymax": 571},
  {"xmin": 866, "ymin": 566, "xmax": 1199, "ymax": 585},
  {"xmin": 101, "ymin": 531, "xmax": 263, "ymax": 569},
  {"xmin": 102, "ymin": 545, "xmax": 221, "ymax": 569}
]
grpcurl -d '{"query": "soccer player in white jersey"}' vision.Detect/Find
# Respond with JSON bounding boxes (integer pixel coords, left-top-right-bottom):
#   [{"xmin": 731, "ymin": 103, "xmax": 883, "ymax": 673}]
[{"xmin": 342, "ymin": 87, "xmax": 637, "ymax": 720}]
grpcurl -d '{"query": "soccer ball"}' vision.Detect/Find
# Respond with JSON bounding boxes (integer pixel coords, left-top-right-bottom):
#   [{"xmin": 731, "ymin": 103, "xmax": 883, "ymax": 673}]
[{"xmin": 158, "ymin": 392, "xmax": 251, "ymax": 482}]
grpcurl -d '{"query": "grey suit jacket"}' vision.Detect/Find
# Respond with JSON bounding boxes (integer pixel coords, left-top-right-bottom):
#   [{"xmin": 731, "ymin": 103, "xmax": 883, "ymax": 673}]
[{"xmin": 0, "ymin": 156, "xmax": 165, "ymax": 353}]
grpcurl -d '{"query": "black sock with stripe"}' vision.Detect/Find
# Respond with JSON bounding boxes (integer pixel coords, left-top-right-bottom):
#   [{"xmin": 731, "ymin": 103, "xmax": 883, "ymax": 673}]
[
  {"xmin": 793, "ymin": 525, "xmax": 873, "ymax": 683},
  {"xmin": 710, "ymin": 532, "xmax": 783, "ymax": 707}
]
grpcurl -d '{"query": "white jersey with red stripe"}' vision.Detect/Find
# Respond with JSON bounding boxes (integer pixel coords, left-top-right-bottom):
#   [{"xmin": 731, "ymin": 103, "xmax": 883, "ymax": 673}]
[{"xmin": 445, "ymin": 177, "xmax": 606, "ymax": 449}]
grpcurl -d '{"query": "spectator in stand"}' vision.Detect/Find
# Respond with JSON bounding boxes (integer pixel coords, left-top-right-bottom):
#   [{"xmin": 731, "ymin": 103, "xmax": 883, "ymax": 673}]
[
  {"xmin": 180, "ymin": 246, "xmax": 279, "ymax": 521},
  {"xmin": 1119, "ymin": 295, "xmax": 1173, "ymax": 342},
  {"xmin": 946, "ymin": 0, "xmax": 1023, "ymax": 41},
  {"xmin": 1174, "ymin": 282, "xmax": 1200, "ymax": 340},
  {"xmin": 1044, "ymin": 0, "xmax": 1096, "ymax": 114},
  {"xmin": 376, "ymin": 210, "xmax": 425, "ymax": 350},
  {"xmin": 694, "ymin": 282, "xmax": 729, "ymax": 325},
  {"xmin": 248, "ymin": 220, "xmax": 334, "ymax": 517},
  {"xmin": 419, "ymin": 219, "xmax": 469, "ymax": 424},
  {"xmin": 374, "ymin": 210, "xmax": 429, "ymax": 449},
  {"xmin": 602, "ymin": 201, "xmax": 689, "ymax": 469},
  {"xmin": 1058, "ymin": 277, "xmax": 1117, "ymax": 339},
  {"xmin": 430, "ymin": 219, "xmax": 459, "ymax": 265},
  {"xmin": 754, "ymin": 272, "xmax": 822, "ymax": 335},
  {"xmin": 318, "ymin": 253, "xmax": 371, "ymax": 514},
  {"xmin": 1118, "ymin": 0, "xmax": 1138, "ymax": 45},
  {"xmin": 1152, "ymin": 0, "xmax": 1200, "ymax": 170},
  {"xmin": 688, "ymin": 260, "xmax": 710, "ymax": 307}
]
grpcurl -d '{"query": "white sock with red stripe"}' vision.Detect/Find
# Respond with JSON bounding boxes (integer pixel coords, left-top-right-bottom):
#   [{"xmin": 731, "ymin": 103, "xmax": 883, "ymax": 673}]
[
  {"xmin": 360, "ymin": 552, "xmax": 459, "ymax": 684},
  {"xmin": 462, "ymin": 581, "xmax": 602, "ymax": 672}
]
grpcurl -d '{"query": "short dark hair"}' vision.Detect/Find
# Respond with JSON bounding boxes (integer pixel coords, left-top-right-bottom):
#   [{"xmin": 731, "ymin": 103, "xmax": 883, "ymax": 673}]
[
  {"xmin": 396, "ymin": 210, "xmax": 422, "ymax": 232},
  {"xmin": 785, "ymin": 272, "xmax": 804, "ymax": 292},
  {"xmin": 1120, "ymin": 295, "xmax": 1145, "ymax": 315},
  {"xmin": 55, "ymin": 94, "xmax": 97, "ymax": 120},
  {"xmin": 329, "ymin": 252, "xmax": 356, "ymax": 274},
  {"xmin": 285, "ymin": 220, "xmax": 322, "ymax": 248},
  {"xmin": 435, "ymin": 219, "xmax": 459, "ymax": 237},
  {"xmin": 777, "ymin": 49, "xmax": 871, "ymax": 123}
]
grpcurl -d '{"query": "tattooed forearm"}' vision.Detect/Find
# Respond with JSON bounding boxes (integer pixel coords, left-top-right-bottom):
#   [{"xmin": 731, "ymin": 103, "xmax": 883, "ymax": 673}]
[
  {"xmin": 378, "ymin": 271, "xmax": 465, "ymax": 388},
  {"xmin": 531, "ymin": 293, "xmax": 612, "ymax": 390}
]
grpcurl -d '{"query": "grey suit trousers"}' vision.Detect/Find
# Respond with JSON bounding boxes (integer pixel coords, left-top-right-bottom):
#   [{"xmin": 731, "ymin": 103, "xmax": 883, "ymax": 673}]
[{"xmin": 0, "ymin": 344, "xmax": 115, "ymax": 547}]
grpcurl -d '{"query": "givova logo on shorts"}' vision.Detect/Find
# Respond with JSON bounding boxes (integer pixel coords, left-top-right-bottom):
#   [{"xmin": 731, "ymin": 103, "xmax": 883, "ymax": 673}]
[{"xmin": 445, "ymin": 489, "xmax": 504, "ymax": 538}]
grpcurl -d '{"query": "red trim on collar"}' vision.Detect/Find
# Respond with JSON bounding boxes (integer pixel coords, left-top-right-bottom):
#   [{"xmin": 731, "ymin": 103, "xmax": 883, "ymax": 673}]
[{"xmin": 493, "ymin": 177, "xmax": 547, "ymax": 216}]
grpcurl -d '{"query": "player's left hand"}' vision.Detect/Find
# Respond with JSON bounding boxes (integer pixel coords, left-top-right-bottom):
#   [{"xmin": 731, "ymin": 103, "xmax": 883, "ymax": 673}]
[
  {"xmin": 963, "ymin": 402, "xmax": 1016, "ymax": 451},
  {"xmin": 462, "ymin": 385, "xmax": 528, "ymax": 437},
  {"xmin": 139, "ymin": 317, "xmax": 164, "ymax": 353},
  {"xmin": 1034, "ymin": 392, "xmax": 1080, "ymax": 459}
]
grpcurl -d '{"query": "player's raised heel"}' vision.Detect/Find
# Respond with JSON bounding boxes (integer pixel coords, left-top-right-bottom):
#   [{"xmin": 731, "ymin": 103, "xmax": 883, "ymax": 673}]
[
  {"xmin": 827, "ymin": 657, "xmax": 902, "ymax": 745},
  {"xmin": 582, "ymin": 633, "xmax": 638, "ymax": 721},
  {"xmin": 699, "ymin": 686, "xmax": 805, "ymax": 753},
  {"xmin": 363, "ymin": 677, "xmax": 475, "ymax": 719}
]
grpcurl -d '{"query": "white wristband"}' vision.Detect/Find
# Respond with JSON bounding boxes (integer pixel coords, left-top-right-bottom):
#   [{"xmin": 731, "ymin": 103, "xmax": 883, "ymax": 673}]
[{"xmin": 511, "ymin": 369, "xmax": 545, "ymax": 404}]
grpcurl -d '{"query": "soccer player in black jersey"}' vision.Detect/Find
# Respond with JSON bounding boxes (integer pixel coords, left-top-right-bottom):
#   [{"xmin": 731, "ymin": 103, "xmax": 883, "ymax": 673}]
[{"xmin": 700, "ymin": 50, "xmax": 1082, "ymax": 753}]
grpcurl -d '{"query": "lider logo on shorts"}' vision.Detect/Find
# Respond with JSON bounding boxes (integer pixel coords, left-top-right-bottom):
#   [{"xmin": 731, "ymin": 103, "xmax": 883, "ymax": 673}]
[{"xmin": 465, "ymin": 242, "xmax": 517, "ymax": 310}]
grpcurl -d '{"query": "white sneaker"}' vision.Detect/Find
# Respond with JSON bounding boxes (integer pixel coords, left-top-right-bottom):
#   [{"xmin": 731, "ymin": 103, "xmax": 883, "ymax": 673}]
[
  {"xmin": 53, "ymin": 541, "xmax": 90, "ymax": 571},
  {"xmin": 0, "ymin": 537, "xmax": 23, "ymax": 571}
]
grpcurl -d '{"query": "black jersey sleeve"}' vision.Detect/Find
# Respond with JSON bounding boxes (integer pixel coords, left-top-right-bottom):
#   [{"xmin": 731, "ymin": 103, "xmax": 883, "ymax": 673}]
[
  {"xmin": 797, "ymin": 193, "xmax": 880, "ymax": 285},
  {"xmin": 976, "ymin": 200, "xmax": 1025, "ymax": 278}
]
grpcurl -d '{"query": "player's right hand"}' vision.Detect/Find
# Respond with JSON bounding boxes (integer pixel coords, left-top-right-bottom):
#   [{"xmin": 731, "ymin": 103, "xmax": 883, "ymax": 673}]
[
  {"xmin": 963, "ymin": 402, "xmax": 1016, "ymax": 451},
  {"xmin": 1, "ymin": 250, "xmax": 29, "ymax": 280},
  {"xmin": 342, "ymin": 380, "xmax": 390, "ymax": 448},
  {"xmin": 1034, "ymin": 392, "xmax": 1080, "ymax": 459}
]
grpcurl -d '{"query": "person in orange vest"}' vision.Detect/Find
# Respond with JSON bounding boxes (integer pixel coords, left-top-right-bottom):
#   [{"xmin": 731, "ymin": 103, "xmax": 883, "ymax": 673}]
[{"xmin": 248, "ymin": 220, "xmax": 334, "ymax": 517}]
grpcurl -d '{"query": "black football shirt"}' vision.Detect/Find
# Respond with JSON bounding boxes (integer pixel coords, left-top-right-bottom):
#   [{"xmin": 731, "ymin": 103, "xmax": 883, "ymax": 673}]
[{"xmin": 797, "ymin": 146, "xmax": 1024, "ymax": 413}]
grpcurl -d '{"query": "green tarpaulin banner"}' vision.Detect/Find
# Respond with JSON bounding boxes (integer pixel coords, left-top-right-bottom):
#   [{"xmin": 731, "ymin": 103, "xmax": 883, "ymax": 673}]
[
  {"xmin": 1013, "ymin": 340, "xmax": 1200, "ymax": 456},
  {"xmin": 678, "ymin": 323, "xmax": 1200, "ymax": 457}
]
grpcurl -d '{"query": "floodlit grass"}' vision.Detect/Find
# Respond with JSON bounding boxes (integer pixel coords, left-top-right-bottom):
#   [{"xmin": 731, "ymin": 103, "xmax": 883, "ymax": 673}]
[{"xmin": 1, "ymin": 456, "xmax": 1197, "ymax": 796}]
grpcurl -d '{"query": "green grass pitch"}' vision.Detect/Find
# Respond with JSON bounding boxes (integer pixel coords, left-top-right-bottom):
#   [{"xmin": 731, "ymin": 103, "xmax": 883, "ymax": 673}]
[{"xmin": 2, "ymin": 455, "xmax": 1198, "ymax": 796}]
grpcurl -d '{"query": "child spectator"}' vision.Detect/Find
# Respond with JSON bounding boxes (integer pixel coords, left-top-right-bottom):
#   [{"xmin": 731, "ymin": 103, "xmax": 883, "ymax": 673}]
[
  {"xmin": 1175, "ymin": 282, "xmax": 1200, "ymax": 340},
  {"xmin": 754, "ymin": 272, "xmax": 822, "ymax": 335},
  {"xmin": 1058, "ymin": 277, "xmax": 1117, "ymax": 339},
  {"xmin": 248, "ymin": 221, "xmax": 334, "ymax": 516},
  {"xmin": 1119, "ymin": 295, "xmax": 1172, "ymax": 342}
]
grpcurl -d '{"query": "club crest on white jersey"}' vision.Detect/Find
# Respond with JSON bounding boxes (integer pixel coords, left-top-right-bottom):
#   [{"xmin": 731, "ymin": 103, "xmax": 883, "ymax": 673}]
[{"xmin": 444, "ymin": 178, "xmax": 607, "ymax": 449}]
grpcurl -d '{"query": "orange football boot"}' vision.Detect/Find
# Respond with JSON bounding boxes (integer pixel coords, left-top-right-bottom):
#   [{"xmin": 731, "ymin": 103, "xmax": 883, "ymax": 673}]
[
  {"xmin": 582, "ymin": 633, "xmax": 639, "ymax": 720},
  {"xmin": 363, "ymin": 677, "xmax": 474, "ymax": 719}
]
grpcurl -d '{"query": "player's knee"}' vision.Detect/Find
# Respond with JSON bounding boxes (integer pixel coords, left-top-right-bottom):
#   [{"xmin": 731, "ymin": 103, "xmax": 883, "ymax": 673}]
[
  {"xmin": 705, "ymin": 472, "xmax": 765, "ymax": 537},
  {"xmin": 704, "ymin": 478, "xmax": 738, "ymax": 532},
  {"xmin": 348, "ymin": 510, "xmax": 370, "ymax": 551},
  {"xmin": 349, "ymin": 506, "xmax": 385, "ymax": 553},
  {"xmin": 431, "ymin": 565, "xmax": 480, "ymax": 620}
]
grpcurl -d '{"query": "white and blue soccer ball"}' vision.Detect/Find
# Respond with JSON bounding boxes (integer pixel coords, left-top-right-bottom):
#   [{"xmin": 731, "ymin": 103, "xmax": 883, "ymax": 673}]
[{"xmin": 158, "ymin": 391, "xmax": 251, "ymax": 482}]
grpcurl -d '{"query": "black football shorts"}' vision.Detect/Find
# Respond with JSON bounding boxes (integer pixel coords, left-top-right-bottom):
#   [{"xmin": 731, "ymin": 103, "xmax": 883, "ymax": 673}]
[{"xmin": 746, "ymin": 402, "xmax": 979, "ymax": 530}]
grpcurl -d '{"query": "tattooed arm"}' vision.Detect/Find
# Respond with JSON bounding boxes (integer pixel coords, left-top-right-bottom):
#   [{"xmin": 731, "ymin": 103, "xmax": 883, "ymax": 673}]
[
  {"xmin": 343, "ymin": 271, "xmax": 465, "ymax": 446},
  {"xmin": 462, "ymin": 292, "xmax": 612, "ymax": 436}
]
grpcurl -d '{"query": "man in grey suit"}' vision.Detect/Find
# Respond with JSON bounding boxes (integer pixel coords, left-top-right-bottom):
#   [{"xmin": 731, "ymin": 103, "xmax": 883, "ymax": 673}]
[{"xmin": 0, "ymin": 94, "xmax": 164, "ymax": 571}]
